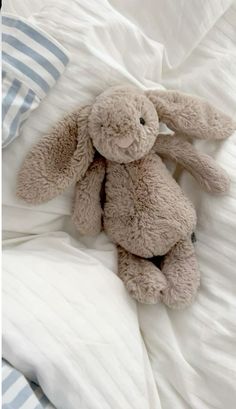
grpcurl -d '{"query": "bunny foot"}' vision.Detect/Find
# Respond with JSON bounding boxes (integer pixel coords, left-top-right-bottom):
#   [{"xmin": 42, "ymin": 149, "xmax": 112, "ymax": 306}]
[
  {"xmin": 118, "ymin": 246, "xmax": 167, "ymax": 304},
  {"xmin": 161, "ymin": 238, "xmax": 200, "ymax": 309}
]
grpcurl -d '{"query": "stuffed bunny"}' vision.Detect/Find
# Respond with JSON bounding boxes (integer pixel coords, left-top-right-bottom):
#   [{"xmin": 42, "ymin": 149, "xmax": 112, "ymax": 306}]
[{"xmin": 17, "ymin": 85, "xmax": 235, "ymax": 308}]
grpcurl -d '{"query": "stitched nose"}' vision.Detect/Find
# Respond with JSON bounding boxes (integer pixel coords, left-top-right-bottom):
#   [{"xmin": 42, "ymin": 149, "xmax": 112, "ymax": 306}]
[
  {"xmin": 115, "ymin": 134, "xmax": 134, "ymax": 148},
  {"xmin": 110, "ymin": 115, "xmax": 136, "ymax": 148}
]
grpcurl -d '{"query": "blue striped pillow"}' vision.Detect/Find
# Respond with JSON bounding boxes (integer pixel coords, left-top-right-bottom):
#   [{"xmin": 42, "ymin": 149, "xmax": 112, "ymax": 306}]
[
  {"xmin": 2, "ymin": 14, "xmax": 70, "ymax": 148},
  {"xmin": 2, "ymin": 359, "xmax": 54, "ymax": 409}
]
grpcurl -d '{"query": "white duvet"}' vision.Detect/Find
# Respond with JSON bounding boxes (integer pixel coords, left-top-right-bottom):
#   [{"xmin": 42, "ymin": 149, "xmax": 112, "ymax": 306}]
[{"xmin": 2, "ymin": 1, "xmax": 236, "ymax": 408}]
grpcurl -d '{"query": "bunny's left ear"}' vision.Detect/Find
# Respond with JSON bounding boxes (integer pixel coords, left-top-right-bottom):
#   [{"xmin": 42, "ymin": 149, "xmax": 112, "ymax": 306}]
[{"xmin": 146, "ymin": 90, "xmax": 236, "ymax": 140}]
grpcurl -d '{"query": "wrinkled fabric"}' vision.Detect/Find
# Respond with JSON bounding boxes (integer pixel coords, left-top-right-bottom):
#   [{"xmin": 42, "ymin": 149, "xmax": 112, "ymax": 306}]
[{"xmin": 2, "ymin": 0, "xmax": 236, "ymax": 408}]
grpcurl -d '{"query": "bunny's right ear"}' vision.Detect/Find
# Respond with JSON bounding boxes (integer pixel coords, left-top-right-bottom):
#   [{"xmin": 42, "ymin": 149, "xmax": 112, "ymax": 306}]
[{"xmin": 17, "ymin": 105, "xmax": 94, "ymax": 204}]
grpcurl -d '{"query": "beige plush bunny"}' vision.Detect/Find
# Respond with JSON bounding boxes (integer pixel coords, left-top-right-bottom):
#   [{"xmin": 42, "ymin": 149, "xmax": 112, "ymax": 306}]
[{"xmin": 17, "ymin": 86, "xmax": 235, "ymax": 308}]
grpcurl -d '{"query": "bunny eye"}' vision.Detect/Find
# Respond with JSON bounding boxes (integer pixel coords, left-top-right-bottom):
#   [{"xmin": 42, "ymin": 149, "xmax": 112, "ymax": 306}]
[
  {"xmin": 139, "ymin": 117, "xmax": 145, "ymax": 125},
  {"xmin": 100, "ymin": 124, "xmax": 104, "ymax": 128}
]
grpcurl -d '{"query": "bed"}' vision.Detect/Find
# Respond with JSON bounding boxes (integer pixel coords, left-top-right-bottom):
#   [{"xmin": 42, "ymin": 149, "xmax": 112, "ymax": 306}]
[{"xmin": 2, "ymin": 0, "xmax": 236, "ymax": 408}]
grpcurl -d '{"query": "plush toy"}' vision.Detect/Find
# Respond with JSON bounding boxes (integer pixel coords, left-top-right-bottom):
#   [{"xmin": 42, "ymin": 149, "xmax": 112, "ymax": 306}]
[{"xmin": 17, "ymin": 86, "xmax": 235, "ymax": 308}]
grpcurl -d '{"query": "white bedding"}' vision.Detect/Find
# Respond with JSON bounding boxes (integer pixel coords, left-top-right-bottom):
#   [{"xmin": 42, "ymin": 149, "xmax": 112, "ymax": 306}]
[{"xmin": 2, "ymin": 1, "xmax": 236, "ymax": 408}]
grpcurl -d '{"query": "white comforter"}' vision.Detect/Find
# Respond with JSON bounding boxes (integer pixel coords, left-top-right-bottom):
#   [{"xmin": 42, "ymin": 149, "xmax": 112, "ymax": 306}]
[{"xmin": 2, "ymin": 1, "xmax": 236, "ymax": 408}]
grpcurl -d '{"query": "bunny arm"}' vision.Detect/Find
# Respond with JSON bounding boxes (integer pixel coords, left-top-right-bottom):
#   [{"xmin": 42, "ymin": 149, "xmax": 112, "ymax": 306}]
[
  {"xmin": 72, "ymin": 157, "xmax": 106, "ymax": 236},
  {"xmin": 153, "ymin": 134, "xmax": 230, "ymax": 194}
]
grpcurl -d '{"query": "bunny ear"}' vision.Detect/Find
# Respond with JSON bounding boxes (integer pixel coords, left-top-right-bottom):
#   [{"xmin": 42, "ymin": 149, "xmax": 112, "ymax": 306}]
[
  {"xmin": 146, "ymin": 90, "xmax": 236, "ymax": 140},
  {"xmin": 17, "ymin": 105, "xmax": 95, "ymax": 204}
]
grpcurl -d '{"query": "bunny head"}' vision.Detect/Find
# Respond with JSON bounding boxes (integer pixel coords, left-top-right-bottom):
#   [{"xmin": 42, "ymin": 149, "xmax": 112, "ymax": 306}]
[
  {"xmin": 89, "ymin": 86, "xmax": 158, "ymax": 163},
  {"xmin": 17, "ymin": 85, "xmax": 235, "ymax": 205}
]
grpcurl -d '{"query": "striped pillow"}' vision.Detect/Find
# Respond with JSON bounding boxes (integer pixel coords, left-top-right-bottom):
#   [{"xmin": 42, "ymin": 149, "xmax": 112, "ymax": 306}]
[
  {"xmin": 2, "ymin": 359, "xmax": 55, "ymax": 409},
  {"xmin": 2, "ymin": 14, "xmax": 70, "ymax": 148}
]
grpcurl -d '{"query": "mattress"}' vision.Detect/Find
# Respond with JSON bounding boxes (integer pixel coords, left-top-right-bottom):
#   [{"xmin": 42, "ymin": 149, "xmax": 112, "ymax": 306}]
[{"xmin": 2, "ymin": 1, "xmax": 236, "ymax": 408}]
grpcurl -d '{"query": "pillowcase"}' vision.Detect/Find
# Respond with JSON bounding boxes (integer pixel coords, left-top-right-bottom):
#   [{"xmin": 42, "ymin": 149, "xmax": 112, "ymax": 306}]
[
  {"xmin": 2, "ymin": 359, "xmax": 54, "ymax": 409},
  {"xmin": 2, "ymin": 14, "xmax": 70, "ymax": 148}
]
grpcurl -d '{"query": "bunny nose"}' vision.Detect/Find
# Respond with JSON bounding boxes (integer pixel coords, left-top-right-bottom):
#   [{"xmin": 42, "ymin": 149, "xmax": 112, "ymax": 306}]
[{"xmin": 115, "ymin": 134, "xmax": 134, "ymax": 148}]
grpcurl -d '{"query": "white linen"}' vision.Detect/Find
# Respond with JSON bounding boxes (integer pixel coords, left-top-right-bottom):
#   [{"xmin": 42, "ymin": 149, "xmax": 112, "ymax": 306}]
[
  {"xmin": 2, "ymin": 0, "xmax": 236, "ymax": 409},
  {"xmin": 3, "ymin": 232, "xmax": 161, "ymax": 409}
]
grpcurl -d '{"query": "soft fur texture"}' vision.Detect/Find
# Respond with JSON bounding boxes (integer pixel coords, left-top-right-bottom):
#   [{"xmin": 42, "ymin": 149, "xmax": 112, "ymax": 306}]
[
  {"xmin": 17, "ymin": 106, "xmax": 94, "ymax": 204},
  {"xmin": 17, "ymin": 85, "xmax": 235, "ymax": 308},
  {"xmin": 146, "ymin": 90, "xmax": 236, "ymax": 140},
  {"xmin": 72, "ymin": 157, "xmax": 105, "ymax": 236},
  {"xmin": 104, "ymin": 153, "xmax": 197, "ymax": 258}
]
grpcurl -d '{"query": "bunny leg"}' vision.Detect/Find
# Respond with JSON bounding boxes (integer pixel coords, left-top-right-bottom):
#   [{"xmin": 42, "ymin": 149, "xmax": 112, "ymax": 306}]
[
  {"xmin": 161, "ymin": 237, "xmax": 200, "ymax": 309},
  {"xmin": 117, "ymin": 246, "xmax": 167, "ymax": 304}
]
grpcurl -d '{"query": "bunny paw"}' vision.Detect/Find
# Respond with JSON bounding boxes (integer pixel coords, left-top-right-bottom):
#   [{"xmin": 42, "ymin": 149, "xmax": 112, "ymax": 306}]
[{"xmin": 126, "ymin": 267, "xmax": 167, "ymax": 304}]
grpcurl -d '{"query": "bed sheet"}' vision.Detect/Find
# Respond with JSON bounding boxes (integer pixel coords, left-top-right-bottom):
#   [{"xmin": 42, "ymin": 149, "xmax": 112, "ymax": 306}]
[
  {"xmin": 2, "ymin": 0, "xmax": 236, "ymax": 408},
  {"xmin": 3, "ymin": 232, "xmax": 161, "ymax": 409}
]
